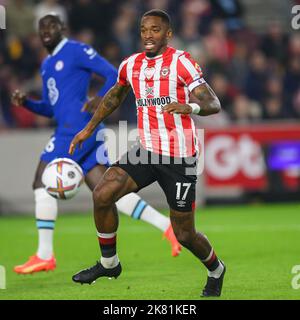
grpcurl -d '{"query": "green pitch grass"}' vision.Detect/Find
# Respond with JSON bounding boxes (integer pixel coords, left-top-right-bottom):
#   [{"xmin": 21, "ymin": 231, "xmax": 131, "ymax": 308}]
[{"xmin": 0, "ymin": 203, "xmax": 300, "ymax": 300}]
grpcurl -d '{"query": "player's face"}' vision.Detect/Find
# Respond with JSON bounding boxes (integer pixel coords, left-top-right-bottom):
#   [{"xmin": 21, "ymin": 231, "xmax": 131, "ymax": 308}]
[
  {"xmin": 141, "ymin": 16, "xmax": 172, "ymax": 57},
  {"xmin": 39, "ymin": 16, "xmax": 63, "ymax": 50}
]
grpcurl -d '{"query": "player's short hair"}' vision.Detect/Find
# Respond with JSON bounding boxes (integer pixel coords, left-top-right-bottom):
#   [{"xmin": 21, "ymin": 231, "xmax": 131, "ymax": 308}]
[
  {"xmin": 40, "ymin": 12, "xmax": 64, "ymax": 26},
  {"xmin": 142, "ymin": 9, "xmax": 171, "ymax": 27}
]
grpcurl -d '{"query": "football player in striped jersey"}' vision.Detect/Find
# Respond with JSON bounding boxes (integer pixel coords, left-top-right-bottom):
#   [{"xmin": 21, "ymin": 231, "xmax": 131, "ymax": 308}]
[{"xmin": 70, "ymin": 9, "xmax": 225, "ymax": 297}]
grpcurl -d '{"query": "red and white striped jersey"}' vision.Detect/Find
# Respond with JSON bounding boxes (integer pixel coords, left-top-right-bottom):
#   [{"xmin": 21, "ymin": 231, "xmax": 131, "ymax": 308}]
[{"xmin": 117, "ymin": 46, "xmax": 205, "ymax": 158}]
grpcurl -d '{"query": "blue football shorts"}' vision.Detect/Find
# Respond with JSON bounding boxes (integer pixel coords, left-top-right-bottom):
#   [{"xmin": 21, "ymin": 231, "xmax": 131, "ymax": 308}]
[{"xmin": 40, "ymin": 130, "xmax": 110, "ymax": 176}]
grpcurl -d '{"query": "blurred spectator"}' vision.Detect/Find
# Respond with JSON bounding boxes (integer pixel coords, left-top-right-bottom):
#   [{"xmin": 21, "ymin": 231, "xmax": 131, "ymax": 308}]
[
  {"xmin": 6, "ymin": 0, "xmax": 35, "ymax": 40},
  {"xmin": 292, "ymin": 89, "xmax": 300, "ymax": 118},
  {"xmin": 6, "ymin": 34, "xmax": 42, "ymax": 79},
  {"xmin": 265, "ymin": 76, "xmax": 283, "ymax": 97},
  {"xmin": 68, "ymin": 0, "xmax": 100, "ymax": 37},
  {"xmin": 179, "ymin": 0, "xmax": 212, "ymax": 35},
  {"xmin": 68, "ymin": 0, "xmax": 120, "ymax": 46},
  {"xmin": 284, "ymin": 57, "xmax": 300, "ymax": 116},
  {"xmin": 171, "ymin": 0, "xmax": 211, "ymax": 59},
  {"xmin": 101, "ymin": 42, "xmax": 122, "ymax": 68},
  {"xmin": 203, "ymin": 20, "xmax": 234, "ymax": 72},
  {"xmin": 0, "ymin": 88, "xmax": 11, "ymax": 128},
  {"xmin": 0, "ymin": 65, "xmax": 15, "ymax": 126},
  {"xmin": 74, "ymin": 29, "xmax": 95, "ymax": 46},
  {"xmin": 230, "ymin": 94, "xmax": 261, "ymax": 124},
  {"xmin": 0, "ymin": 108, "xmax": 6, "ymax": 130},
  {"xmin": 140, "ymin": 0, "xmax": 183, "ymax": 28},
  {"xmin": 111, "ymin": 3, "xmax": 139, "ymax": 56},
  {"xmin": 262, "ymin": 96, "xmax": 284, "ymax": 120},
  {"xmin": 288, "ymin": 33, "xmax": 300, "ymax": 58},
  {"xmin": 284, "ymin": 57, "xmax": 300, "ymax": 96},
  {"xmin": 209, "ymin": 73, "xmax": 237, "ymax": 112},
  {"xmin": 143, "ymin": 0, "xmax": 170, "ymax": 11},
  {"xmin": 260, "ymin": 21, "xmax": 288, "ymax": 64},
  {"xmin": 228, "ymin": 41, "xmax": 249, "ymax": 90},
  {"xmin": 245, "ymin": 50, "xmax": 268, "ymax": 102},
  {"xmin": 210, "ymin": 0, "xmax": 244, "ymax": 31}
]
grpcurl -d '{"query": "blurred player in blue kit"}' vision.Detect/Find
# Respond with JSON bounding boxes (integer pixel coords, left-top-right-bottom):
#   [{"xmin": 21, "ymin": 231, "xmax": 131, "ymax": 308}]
[{"xmin": 11, "ymin": 14, "xmax": 181, "ymax": 274}]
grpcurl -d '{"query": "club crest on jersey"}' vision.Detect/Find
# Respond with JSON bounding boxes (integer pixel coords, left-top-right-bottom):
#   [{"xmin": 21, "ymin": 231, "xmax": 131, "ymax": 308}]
[
  {"xmin": 55, "ymin": 60, "xmax": 64, "ymax": 71},
  {"xmin": 144, "ymin": 67, "xmax": 155, "ymax": 79},
  {"xmin": 145, "ymin": 85, "xmax": 154, "ymax": 97},
  {"xmin": 160, "ymin": 66, "xmax": 170, "ymax": 78},
  {"xmin": 195, "ymin": 62, "xmax": 201, "ymax": 73}
]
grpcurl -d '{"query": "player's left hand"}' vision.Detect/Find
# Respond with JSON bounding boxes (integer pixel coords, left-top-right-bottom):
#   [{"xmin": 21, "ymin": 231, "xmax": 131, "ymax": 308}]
[
  {"xmin": 161, "ymin": 102, "xmax": 192, "ymax": 114},
  {"xmin": 69, "ymin": 128, "xmax": 94, "ymax": 155},
  {"xmin": 81, "ymin": 96, "xmax": 102, "ymax": 114},
  {"xmin": 11, "ymin": 89, "xmax": 27, "ymax": 107}
]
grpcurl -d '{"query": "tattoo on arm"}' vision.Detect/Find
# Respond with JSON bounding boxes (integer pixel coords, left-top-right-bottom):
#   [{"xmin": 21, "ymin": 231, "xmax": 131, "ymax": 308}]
[
  {"xmin": 88, "ymin": 84, "xmax": 130, "ymax": 130},
  {"xmin": 192, "ymin": 83, "xmax": 221, "ymax": 116}
]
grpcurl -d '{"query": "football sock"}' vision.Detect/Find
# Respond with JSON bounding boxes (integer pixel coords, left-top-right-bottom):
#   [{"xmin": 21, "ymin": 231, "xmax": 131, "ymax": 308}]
[
  {"xmin": 116, "ymin": 193, "xmax": 170, "ymax": 232},
  {"xmin": 201, "ymin": 249, "xmax": 223, "ymax": 278},
  {"xmin": 208, "ymin": 260, "xmax": 224, "ymax": 279},
  {"xmin": 97, "ymin": 232, "xmax": 119, "ymax": 269},
  {"xmin": 34, "ymin": 188, "xmax": 57, "ymax": 260}
]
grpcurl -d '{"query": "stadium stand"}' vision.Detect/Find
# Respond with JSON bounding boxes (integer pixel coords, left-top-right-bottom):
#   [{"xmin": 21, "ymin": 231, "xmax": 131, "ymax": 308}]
[{"xmin": 0, "ymin": 0, "xmax": 299, "ymax": 130}]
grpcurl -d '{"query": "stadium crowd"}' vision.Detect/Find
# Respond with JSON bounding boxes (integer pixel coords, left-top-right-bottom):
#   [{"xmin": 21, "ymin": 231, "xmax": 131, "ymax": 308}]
[{"xmin": 0, "ymin": 0, "xmax": 300, "ymax": 129}]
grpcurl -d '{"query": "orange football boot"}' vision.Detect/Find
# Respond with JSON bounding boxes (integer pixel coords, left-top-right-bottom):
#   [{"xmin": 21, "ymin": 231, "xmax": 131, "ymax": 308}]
[
  {"xmin": 14, "ymin": 255, "xmax": 56, "ymax": 274},
  {"xmin": 163, "ymin": 224, "xmax": 182, "ymax": 257}
]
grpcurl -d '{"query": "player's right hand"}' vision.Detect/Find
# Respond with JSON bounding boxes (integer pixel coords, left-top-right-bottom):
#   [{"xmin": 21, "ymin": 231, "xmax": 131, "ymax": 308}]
[
  {"xmin": 69, "ymin": 128, "xmax": 94, "ymax": 155},
  {"xmin": 11, "ymin": 90, "xmax": 27, "ymax": 107}
]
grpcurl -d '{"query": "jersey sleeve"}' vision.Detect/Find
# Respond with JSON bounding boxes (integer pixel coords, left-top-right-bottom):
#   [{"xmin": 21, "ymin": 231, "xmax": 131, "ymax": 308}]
[
  {"xmin": 23, "ymin": 66, "xmax": 54, "ymax": 118},
  {"xmin": 75, "ymin": 43, "xmax": 117, "ymax": 96},
  {"xmin": 117, "ymin": 59, "xmax": 129, "ymax": 87},
  {"xmin": 177, "ymin": 53, "xmax": 206, "ymax": 92}
]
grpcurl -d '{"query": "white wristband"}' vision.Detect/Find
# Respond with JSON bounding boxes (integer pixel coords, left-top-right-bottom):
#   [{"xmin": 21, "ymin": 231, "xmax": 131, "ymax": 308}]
[{"xmin": 188, "ymin": 103, "xmax": 201, "ymax": 114}]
